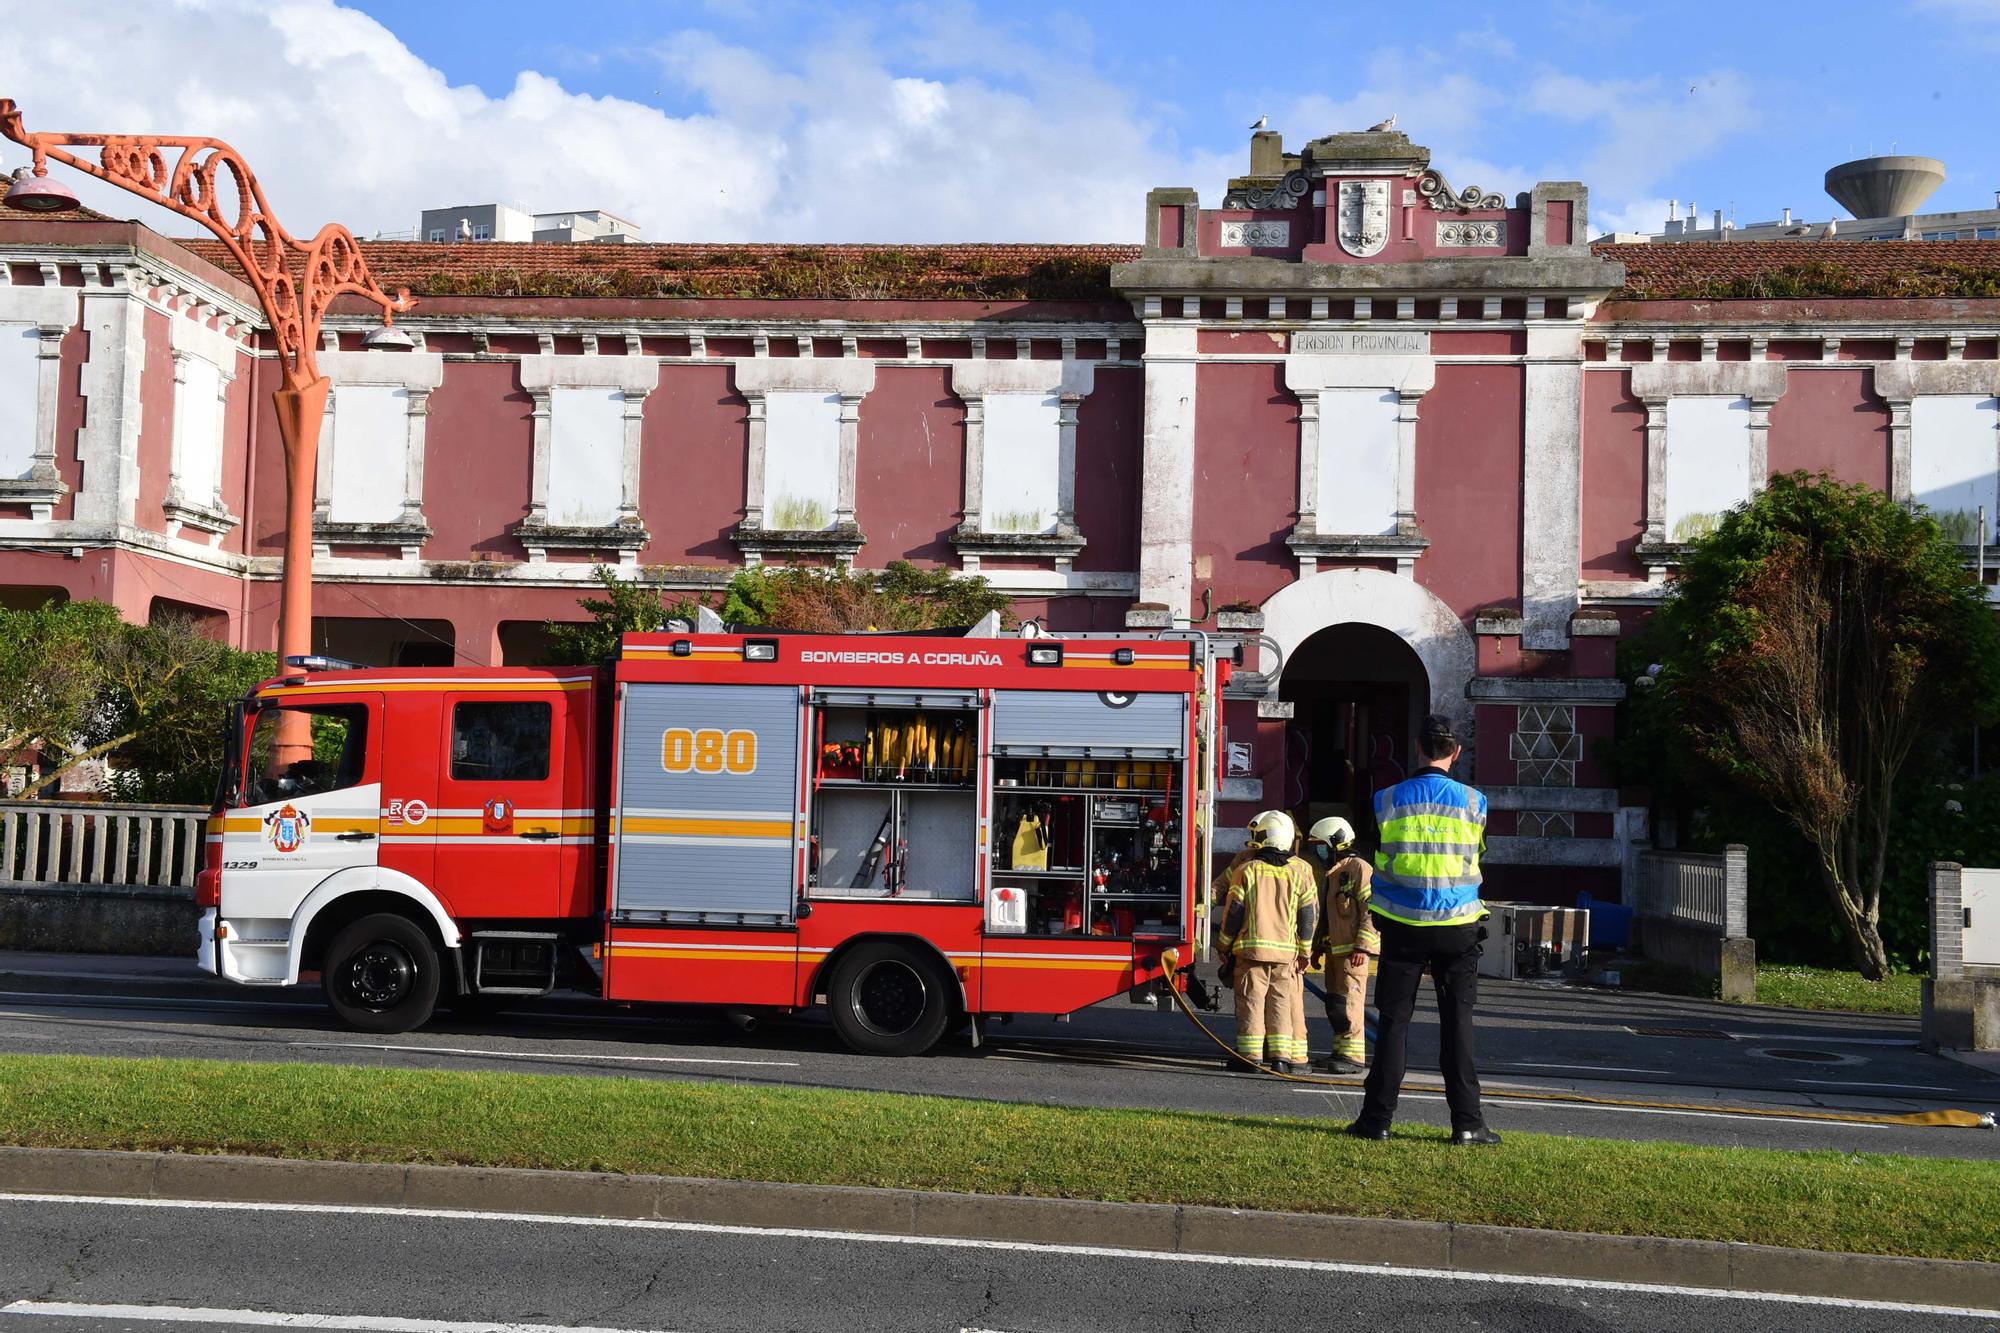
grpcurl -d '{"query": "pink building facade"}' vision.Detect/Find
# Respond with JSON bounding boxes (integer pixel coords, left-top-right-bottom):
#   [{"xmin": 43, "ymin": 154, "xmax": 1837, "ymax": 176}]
[{"xmin": 4, "ymin": 127, "xmax": 1998, "ymax": 897}]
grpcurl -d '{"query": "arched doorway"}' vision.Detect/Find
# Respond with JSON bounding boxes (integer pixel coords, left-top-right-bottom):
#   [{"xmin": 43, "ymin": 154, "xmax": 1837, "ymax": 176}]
[{"xmin": 1280, "ymin": 622, "xmax": 1428, "ymax": 846}]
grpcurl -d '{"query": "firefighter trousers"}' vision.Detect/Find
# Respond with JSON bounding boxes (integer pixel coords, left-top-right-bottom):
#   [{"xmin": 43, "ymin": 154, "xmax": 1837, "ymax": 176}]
[
  {"xmin": 1322, "ymin": 952, "xmax": 1371, "ymax": 1064},
  {"xmin": 1233, "ymin": 959, "xmax": 1303, "ymax": 1064}
]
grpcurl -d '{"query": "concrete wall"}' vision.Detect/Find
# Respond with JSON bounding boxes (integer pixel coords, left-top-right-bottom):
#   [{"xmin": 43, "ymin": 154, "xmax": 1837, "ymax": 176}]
[
  {"xmin": 1631, "ymin": 917, "xmax": 1757, "ymax": 1003},
  {"xmin": 0, "ymin": 881, "xmax": 197, "ymax": 956}
]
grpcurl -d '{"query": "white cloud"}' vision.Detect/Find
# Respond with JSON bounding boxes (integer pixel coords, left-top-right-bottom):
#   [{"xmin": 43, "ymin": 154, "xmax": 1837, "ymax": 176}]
[
  {"xmin": 1593, "ymin": 197, "xmax": 1673, "ymax": 237},
  {"xmin": 0, "ymin": 3, "xmax": 1759, "ymax": 249},
  {"xmin": 1912, "ymin": 0, "xmax": 2000, "ymax": 47},
  {"xmin": 0, "ymin": 0, "xmax": 1233, "ymax": 244},
  {"xmin": 1526, "ymin": 69, "xmax": 1758, "ymax": 209}
]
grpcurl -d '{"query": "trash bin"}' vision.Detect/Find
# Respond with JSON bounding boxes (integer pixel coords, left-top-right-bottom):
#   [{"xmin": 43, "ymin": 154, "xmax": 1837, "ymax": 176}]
[{"xmin": 1577, "ymin": 890, "xmax": 1632, "ymax": 950}]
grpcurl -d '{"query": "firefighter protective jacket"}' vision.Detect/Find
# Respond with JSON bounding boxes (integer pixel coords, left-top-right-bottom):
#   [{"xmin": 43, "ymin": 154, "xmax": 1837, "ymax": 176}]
[
  {"xmin": 1313, "ymin": 854, "xmax": 1380, "ymax": 958},
  {"xmin": 1219, "ymin": 852, "xmax": 1319, "ymax": 963},
  {"xmin": 1370, "ymin": 767, "xmax": 1489, "ymax": 926}
]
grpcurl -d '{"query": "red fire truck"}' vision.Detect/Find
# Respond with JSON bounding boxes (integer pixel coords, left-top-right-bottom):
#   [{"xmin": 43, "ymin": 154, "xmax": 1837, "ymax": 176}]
[{"xmin": 197, "ymin": 627, "xmax": 1221, "ymax": 1054}]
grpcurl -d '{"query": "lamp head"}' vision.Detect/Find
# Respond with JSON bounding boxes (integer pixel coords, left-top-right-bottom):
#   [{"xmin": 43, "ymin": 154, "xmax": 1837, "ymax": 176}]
[
  {"xmin": 4, "ymin": 168, "xmax": 80, "ymax": 214},
  {"xmin": 362, "ymin": 322, "xmax": 415, "ymax": 350}
]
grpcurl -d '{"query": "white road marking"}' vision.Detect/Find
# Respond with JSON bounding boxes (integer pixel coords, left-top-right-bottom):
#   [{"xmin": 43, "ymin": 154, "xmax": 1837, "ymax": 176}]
[
  {"xmin": 0, "ymin": 1195, "xmax": 1988, "ymax": 1320},
  {"xmin": 1727, "ymin": 1032, "xmax": 1917, "ymax": 1047},
  {"xmin": 1502, "ymin": 1063, "xmax": 1666, "ymax": 1075},
  {"xmin": 287, "ymin": 1041, "xmax": 798, "ymax": 1068},
  {"xmin": 0, "ymin": 1301, "xmax": 671, "ymax": 1333},
  {"xmin": 1290, "ymin": 1086, "xmax": 1893, "ymax": 1129},
  {"xmin": 0, "ymin": 992, "xmax": 319, "ymax": 1010},
  {"xmin": 1788, "ymin": 1079, "xmax": 1955, "ymax": 1092}
]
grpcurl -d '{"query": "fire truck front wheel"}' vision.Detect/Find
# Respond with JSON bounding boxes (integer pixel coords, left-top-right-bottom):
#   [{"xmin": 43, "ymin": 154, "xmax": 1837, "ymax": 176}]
[
  {"xmin": 827, "ymin": 942, "xmax": 953, "ymax": 1057},
  {"xmin": 323, "ymin": 912, "xmax": 442, "ymax": 1034}
]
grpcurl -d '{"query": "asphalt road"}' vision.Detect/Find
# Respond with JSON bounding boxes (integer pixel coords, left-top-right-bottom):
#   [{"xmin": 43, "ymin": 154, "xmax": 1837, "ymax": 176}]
[
  {"xmin": 2, "ymin": 1194, "xmax": 1990, "ymax": 1332},
  {"xmin": 1, "ymin": 951, "xmax": 1997, "ymax": 1159}
]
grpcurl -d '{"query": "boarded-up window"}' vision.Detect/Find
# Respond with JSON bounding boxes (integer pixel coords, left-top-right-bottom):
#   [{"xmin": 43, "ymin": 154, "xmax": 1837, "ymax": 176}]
[
  {"xmin": 1317, "ymin": 389, "xmax": 1398, "ymax": 536},
  {"xmin": 1665, "ymin": 395, "xmax": 1751, "ymax": 543},
  {"xmin": 328, "ymin": 385, "xmax": 409, "ymax": 524},
  {"xmin": 763, "ymin": 390, "xmax": 840, "ymax": 531},
  {"xmin": 0, "ymin": 325, "xmax": 40, "ymax": 481},
  {"xmin": 1912, "ymin": 395, "xmax": 2000, "ymax": 544},
  {"xmin": 982, "ymin": 391, "xmax": 1060, "ymax": 534},
  {"xmin": 547, "ymin": 386, "xmax": 625, "ymax": 528},
  {"xmin": 173, "ymin": 356, "xmax": 223, "ymax": 506}
]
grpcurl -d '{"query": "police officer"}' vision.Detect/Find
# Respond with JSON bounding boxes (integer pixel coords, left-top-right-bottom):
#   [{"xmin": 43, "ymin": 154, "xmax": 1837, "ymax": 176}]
[
  {"xmin": 1217, "ymin": 811, "xmax": 1318, "ymax": 1074},
  {"xmin": 1306, "ymin": 816, "xmax": 1377, "ymax": 1074},
  {"xmin": 1345, "ymin": 715, "xmax": 1501, "ymax": 1146}
]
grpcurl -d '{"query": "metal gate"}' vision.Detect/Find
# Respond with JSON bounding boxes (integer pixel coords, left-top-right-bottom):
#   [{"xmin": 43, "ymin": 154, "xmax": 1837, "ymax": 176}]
[{"xmin": 612, "ymin": 682, "xmax": 801, "ymax": 923}]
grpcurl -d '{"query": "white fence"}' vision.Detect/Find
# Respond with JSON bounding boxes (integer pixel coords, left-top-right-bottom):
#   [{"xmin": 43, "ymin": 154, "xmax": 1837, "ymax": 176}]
[
  {"xmin": 0, "ymin": 800, "xmax": 208, "ymax": 890},
  {"xmin": 1637, "ymin": 845, "xmax": 1748, "ymax": 938}
]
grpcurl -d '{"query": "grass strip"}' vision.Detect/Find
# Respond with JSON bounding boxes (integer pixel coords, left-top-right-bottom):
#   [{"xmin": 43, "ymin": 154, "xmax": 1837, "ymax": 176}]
[
  {"xmin": 1754, "ymin": 965, "xmax": 1923, "ymax": 1016},
  {"xmin": 0, "ymin": 1053, "xmax": 1993, "ymax": 1262}
]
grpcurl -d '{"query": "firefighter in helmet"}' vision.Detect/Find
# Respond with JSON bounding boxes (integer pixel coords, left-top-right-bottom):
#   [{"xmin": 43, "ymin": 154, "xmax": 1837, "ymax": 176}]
[
  {"xmin": 1306, "ymin": 815, "xmax": 1378, "ymax": 1073},
  {"xmin": 1216, "ymin": 810, "xmax": 1318, "ymax": 1073}
]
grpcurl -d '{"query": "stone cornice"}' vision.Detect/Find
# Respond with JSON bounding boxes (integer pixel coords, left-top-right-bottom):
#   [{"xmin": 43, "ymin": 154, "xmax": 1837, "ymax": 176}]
[
  {"xmin": 1110, "ymin": 254, "xmax": 1624, "ymax": 296},
  {"xmin": 1466, "ymin": 676, "xmax": 1628, "ymax": 703}
]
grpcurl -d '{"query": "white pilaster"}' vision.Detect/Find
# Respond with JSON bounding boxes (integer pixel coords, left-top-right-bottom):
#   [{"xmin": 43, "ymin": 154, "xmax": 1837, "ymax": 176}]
[
  {"xmin": 74, "ymin": 270, "xmax": 145, "ymax": 527},
  {"xmin": 1520, "ymin": 323, "xmax": 1586, "ymax": 649},
  {"xmin": 1138, "ymin": 323, "xmax": 1198, "ymax": 614}
]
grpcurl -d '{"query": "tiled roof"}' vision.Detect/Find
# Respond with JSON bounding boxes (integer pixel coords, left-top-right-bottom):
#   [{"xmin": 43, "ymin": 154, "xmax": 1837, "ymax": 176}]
[
  {"xmin": 131, "ymin": 229, "xmax": 2000, "ymax": 305},
  {"xmin": 1599, "ymin": 239, "xmax": 2000, "ymax": 300},
  {"xmin": 179, "ymin": 238, "xmax": 1140, "ymax": 303}
]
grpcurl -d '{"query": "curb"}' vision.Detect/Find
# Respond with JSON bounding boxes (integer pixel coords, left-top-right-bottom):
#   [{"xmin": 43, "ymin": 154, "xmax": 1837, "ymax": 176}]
[
  {"xmin": 0, "ymin": 1147, "xmax": 1993, "ymax": 1312},
  {"xmin": 0, "ymin": 970, "xmax": 262, "ymax": 1003}
]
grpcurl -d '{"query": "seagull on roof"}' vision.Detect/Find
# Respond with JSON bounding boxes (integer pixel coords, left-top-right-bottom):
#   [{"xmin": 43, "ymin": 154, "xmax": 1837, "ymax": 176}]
[
  {"xmin": 457, "ymin": 218, "xmax": 472, "ymax": 241},
  {"xmin": 1249, "ymin": 114, "xmax": 1267, "ymax": 130},
  {"xmin": 1367, "ymin": 114, "xmax": 1397, "ymax": 131}
]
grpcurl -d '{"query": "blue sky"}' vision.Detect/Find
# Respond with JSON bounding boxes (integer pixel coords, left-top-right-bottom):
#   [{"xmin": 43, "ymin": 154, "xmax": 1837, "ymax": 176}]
[{"xmin": 6, "ymin": 1, "xmax": 1996, "ymax": 242}]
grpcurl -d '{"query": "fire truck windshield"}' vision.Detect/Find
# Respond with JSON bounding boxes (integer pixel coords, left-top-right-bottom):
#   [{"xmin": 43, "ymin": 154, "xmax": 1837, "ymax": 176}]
[{"xmin": 239, "ymin": 703, "xmax": 370, "ymax": 806}]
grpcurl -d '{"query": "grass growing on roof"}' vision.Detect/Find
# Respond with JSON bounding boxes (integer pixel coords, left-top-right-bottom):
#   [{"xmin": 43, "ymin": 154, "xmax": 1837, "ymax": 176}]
[{"xmin": 0, "ymin": 1054, "xmax": 1994, "ymax": 1261}]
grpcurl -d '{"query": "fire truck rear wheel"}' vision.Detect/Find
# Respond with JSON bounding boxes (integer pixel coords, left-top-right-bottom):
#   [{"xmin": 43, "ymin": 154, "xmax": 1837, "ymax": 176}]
[
  {"xmin": 827, "ymin": 942, "xmax": 952, "ymax": 1056},
  {"xmin": 323, "ymin": 912, "xmax": 441, "ymax": 1034}
]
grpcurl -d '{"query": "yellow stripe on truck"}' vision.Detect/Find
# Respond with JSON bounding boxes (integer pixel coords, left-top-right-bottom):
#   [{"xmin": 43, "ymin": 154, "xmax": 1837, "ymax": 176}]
[
  {"xmin": 621, "ymin": 816, "xmax": 793, "ymax": 839},
  {"xmin": 980, "ymin": 957, "xmax": 1132, "ymax": 971},
  {"xmin": 604, "ymin": 947, "xmax": 793, "ymax": 963},
  {"xmin": 256, "ymin": 679, "xmax": 591, "ymax": 698}
]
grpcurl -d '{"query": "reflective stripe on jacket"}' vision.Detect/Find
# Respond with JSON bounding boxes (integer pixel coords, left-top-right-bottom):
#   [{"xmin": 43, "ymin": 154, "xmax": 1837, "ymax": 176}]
[
  {"xmin": 1220, "ymin": 854, "xmax": 1319, "ymax": 962},
  {"xmin": 1371, "ymin": 768, "xmax": 1488, "ymax": 927},
  {"xmin": 1313, "ymin": 855, "xmax": 1381, "ymax": 956}
]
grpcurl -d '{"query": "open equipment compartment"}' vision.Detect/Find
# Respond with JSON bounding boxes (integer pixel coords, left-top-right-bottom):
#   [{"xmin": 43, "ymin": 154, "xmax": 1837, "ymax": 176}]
[
  {"xmin": 987, "ymin": 688, "xmax": 1189, "ymax": 939},
  {"xmin": 807, "ymin": 688, "xmax": 978, "ymax": 901}
]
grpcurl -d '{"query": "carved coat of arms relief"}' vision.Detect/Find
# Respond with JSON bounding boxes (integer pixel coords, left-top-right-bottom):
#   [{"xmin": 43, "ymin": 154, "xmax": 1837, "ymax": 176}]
[{"xmin": 1336, "ymin": 179, "xmax": 1389, "ymax": 257}]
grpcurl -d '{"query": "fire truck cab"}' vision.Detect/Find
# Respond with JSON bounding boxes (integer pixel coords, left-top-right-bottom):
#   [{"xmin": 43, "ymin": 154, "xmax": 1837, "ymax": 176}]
[{"xmin": 199, "ymin": 626, "xmax": 1220, "ymax": 1055}]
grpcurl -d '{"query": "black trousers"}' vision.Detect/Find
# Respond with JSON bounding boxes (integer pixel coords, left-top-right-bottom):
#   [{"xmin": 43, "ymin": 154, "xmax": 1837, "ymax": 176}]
[{"xmin": 1358, "ymin": 916, "xmax": 1486, "ymax": 1132}]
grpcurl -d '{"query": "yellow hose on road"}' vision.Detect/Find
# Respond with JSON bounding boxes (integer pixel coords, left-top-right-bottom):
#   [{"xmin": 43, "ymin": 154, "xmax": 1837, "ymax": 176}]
[{"xmin": 1157, "ymin": 952, "xmax": 1995, "ymax": 1130}]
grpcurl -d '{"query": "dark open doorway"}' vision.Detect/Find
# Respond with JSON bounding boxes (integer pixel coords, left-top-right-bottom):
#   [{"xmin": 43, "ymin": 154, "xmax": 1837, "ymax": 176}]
[{"xmin": 1278, "ymin": 621, "xmax": 1430, "ymax": 849}]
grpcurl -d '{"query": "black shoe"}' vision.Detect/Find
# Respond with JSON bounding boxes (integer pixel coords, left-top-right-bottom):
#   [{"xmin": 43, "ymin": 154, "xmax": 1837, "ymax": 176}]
[
  {"xmin": 1318, "ymin": 1056, "xmax": 1365, "ymax": 1075},
  {"xmin": 1265, "ymin": 1059, "xmax": 1296, "ymax": 1075},
  {"xmin": 1452, "ymin": 1126, "xmax": 1503, "ymax": 1147},
  {"xmin": 1343, "ymin": 1121, "xmax": 1390, "ymax": 1141}
]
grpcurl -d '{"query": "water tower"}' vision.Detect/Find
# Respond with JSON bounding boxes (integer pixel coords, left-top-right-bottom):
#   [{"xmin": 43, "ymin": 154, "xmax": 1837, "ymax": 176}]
[{"xmin": 1824, "ymin": 155, "xmax": 1946, "ymax": 219}]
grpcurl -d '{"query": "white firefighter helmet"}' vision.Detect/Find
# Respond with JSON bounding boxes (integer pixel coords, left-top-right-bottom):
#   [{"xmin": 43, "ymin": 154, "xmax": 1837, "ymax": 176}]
[
  {"xmin": 1308, "ymin": 815, "xmax": 1356, "ymax": 853},
  {"xmin": 1246, "ymin": 810, "xmax": 1297, "ymax": 852}
]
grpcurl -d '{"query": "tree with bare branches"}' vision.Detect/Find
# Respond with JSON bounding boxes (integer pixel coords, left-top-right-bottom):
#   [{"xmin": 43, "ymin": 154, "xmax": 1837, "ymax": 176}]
[{"xmin": 1636, "ymin": 473, "xmax": 2000, "ymax": 979}]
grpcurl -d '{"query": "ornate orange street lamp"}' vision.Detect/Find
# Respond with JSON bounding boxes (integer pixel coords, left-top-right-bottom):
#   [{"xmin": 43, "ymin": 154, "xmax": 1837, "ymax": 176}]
[{"xmin": 0, "ymin": 99, "xmax": 412, "ymax": 760}]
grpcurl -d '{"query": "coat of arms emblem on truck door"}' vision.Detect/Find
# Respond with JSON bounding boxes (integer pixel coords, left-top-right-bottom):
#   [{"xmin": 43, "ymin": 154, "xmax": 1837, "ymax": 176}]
[
  {"xmin": 263, "ymin": 802, "xmax": 311, "ymax": 853},
  {"xmin": 1337, "ymin": 179, "xmax": 1389, "ymax": 257}
]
